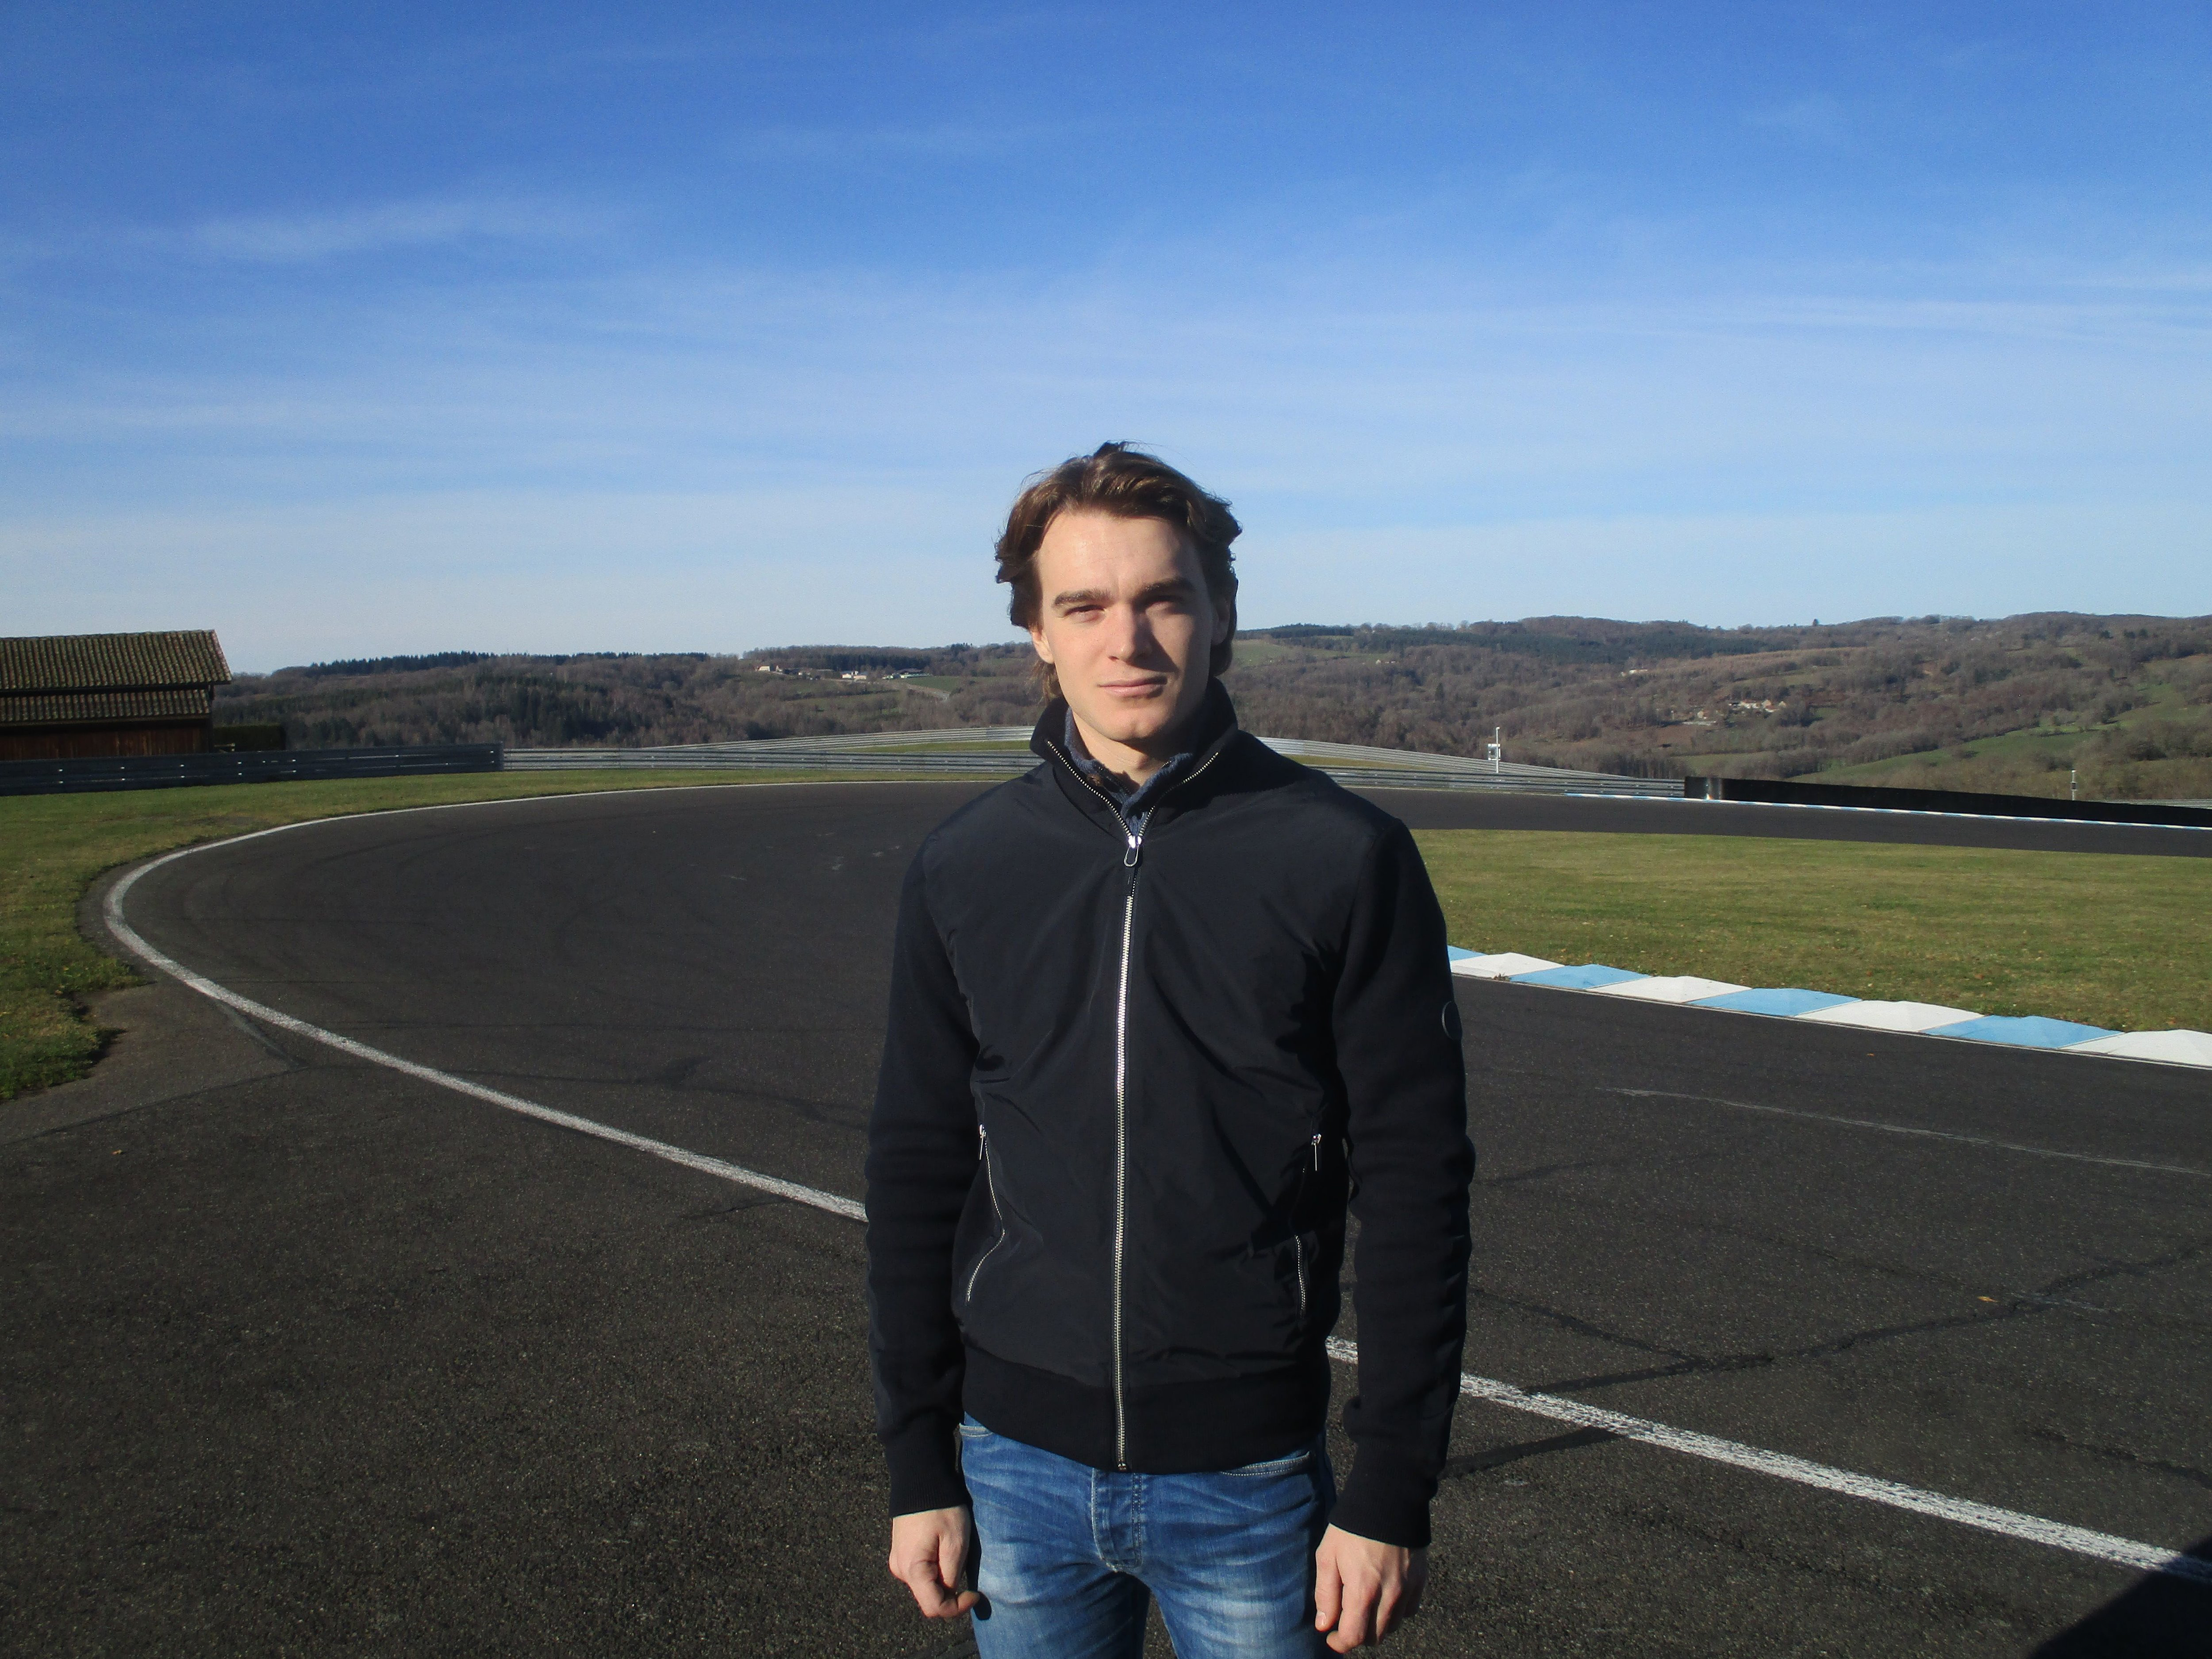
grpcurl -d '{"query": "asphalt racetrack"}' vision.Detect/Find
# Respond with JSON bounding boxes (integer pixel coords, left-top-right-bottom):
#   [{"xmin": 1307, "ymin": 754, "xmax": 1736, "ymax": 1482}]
[{"xmin": 8, "ymin": 782, "xmax": 2210, "ymax": 1656}]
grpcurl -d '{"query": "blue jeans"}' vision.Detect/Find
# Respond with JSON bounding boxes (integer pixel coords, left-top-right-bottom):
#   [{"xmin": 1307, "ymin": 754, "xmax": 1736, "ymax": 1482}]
[{"xmin": 960, "ymin": 1416, "xmax": 1335, "ymax": 1659}]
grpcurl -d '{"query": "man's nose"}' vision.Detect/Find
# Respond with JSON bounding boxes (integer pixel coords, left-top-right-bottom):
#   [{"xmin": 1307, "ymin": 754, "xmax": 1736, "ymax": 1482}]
[{"xmin": 1106, "ymin": 604, "xmax": 1154, "ymax": 660}]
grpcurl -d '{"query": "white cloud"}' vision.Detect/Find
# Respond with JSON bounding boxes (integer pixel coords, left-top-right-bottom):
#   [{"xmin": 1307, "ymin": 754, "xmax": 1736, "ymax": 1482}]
[
  {"xmin": 1745, "ymin": 94, "xmax": 1847, "ymax": 145},
  {"xmin": 191, "ymin": 196, "xmax": 606, "ymax": 262},
  {"xmin": 733, "ymin": 119, "xmax": 1087, "ymax": 164}
]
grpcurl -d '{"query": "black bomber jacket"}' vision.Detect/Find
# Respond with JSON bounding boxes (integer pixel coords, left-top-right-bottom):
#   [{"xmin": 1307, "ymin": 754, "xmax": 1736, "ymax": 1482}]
[{"xmin": 864, "ymin": 684, "xmax": 1474, "ymax": 1547}]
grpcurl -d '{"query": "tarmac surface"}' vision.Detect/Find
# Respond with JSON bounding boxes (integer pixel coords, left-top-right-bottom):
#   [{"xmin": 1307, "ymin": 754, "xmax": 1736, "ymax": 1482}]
[{"xmin": 6, "ymin": 779, "xmax": 2209, "ymax": 1656}]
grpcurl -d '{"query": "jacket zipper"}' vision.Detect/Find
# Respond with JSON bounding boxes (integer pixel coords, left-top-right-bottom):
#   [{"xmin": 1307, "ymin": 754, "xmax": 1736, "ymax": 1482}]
[
  {"xmin": 1111, "ymin": 856, "xmax": 1136, "ymax": 1467},
  {"xmin": 1047, "ymin": 737, "xmax": 1225, "ymax": 1473},
  {"xmin": 966, "ymin": 1125, "xmax": 1008, "ymax": 1303}
]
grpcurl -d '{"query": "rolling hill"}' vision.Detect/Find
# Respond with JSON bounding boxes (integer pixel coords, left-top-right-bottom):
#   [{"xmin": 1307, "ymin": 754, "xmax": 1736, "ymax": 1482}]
[{"xmin": 214, "ymin": 612, "xmax": 2212, "ymax": 803}]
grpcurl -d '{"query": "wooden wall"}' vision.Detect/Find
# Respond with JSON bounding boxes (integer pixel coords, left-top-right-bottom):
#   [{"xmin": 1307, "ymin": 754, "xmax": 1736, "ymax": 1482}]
[{"xmin": 0, "ymin": 722, "xmax": 213, "ymax": 761}]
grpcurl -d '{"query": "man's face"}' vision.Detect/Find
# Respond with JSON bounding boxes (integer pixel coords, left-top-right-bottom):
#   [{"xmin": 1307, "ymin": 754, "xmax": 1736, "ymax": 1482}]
[{"xmin": 1026, "ymin": 510, "xmax": 1230, "ymax": 759}]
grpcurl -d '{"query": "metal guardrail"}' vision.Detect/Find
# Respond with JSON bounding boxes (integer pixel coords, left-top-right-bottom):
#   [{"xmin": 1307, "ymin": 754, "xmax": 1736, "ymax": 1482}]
[
  {"xmin": 503, "ymin": 747, "xmax": 1038, "ymax": 775},
  {"xmin": 0, "ymin": 726, "xmax": 1675, "ymax": 799},
  {"xmin": 506, "ymin": 731, "xmax": 1682, "ymax": 797},
  {"xmin": 1258, "ymin": 738, "xmax": 1681, "ymax": 797},
  {"xmin": 1316, "ymin": 767, "xmax": 1682, "ymax": 798},
  {"xmin": 1687, "ymin": 773, "xmax": 2212, "ymax": 829},
  {"xmin": 0, "ymin": 744, "xmax": 503, "ymax": 797}
]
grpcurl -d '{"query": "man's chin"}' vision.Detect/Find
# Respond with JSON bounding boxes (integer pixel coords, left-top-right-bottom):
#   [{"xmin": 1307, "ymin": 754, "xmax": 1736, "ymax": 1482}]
[{"xmin": 1079, "ymin": 689, "xmax": 1176, "ymax": 732}]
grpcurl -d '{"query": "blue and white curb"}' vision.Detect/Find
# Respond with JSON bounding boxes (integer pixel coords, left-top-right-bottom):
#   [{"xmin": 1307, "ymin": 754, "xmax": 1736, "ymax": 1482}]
[{"xmin": 1446, "ymin": 949, "xmax": 2212, "ymax": 1070}]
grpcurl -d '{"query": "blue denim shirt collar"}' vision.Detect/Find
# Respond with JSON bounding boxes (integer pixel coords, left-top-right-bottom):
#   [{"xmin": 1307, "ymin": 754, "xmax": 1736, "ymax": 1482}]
[{"xmin": 1063, "ymin": 708, "xmax": 1192, "ymax": 827}]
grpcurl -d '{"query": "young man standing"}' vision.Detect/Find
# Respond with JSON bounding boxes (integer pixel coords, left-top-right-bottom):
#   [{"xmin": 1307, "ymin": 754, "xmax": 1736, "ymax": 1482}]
[{"xmin": 866, "ymin": 445, "xmax": 1473, "ymax": 1656}]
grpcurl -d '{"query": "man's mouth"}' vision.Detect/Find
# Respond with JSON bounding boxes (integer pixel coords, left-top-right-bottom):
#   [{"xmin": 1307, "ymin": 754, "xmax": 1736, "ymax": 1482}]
[{"xmin": 1099, "ymin": 677, "xmax": 1168, "ymax": 697}]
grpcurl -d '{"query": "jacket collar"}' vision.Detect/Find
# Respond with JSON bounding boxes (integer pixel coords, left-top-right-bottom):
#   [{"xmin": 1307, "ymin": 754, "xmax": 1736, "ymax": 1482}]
[{"xmin": 1031, "ymin": 680, "xmax": 1243, "ymax": 832}]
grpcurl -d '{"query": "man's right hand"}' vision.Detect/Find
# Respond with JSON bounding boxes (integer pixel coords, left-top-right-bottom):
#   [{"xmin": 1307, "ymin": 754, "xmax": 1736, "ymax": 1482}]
[{"xmin": 888, "ymin": 1507, "xmax": 980, "ymax": 1620}]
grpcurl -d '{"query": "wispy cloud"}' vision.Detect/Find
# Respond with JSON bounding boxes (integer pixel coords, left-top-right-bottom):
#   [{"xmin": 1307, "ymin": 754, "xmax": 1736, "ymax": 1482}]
[
  {"xmin": 1746, "ymin": 93, "xmax": 1847, "ymax": 144},
  {"xmin": 8, "ymin": 204, "xmax": 2209, "ymax": 660},
  {"xmin": 191, "ymin": 196, "xmax": 607, "ymax": 262},
  {"xmin": 735, "ymin": 118, "xmax": 1091, "ymax": 165}
]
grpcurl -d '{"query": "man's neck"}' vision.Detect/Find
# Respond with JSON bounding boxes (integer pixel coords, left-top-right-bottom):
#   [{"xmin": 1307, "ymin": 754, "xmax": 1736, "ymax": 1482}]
[{"xmin": 1068, "ymin": 710, "xmax": 1186, "ymax": 790}]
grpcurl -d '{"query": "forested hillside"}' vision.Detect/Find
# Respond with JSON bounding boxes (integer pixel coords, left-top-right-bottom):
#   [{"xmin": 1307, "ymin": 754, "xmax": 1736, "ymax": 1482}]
[
  {"xmin": 216, "ymin": 612, "xmax": 2212, "ymax": 802},
  {"xmin": 1224, "ymin": 613, "xmax": 2212, "ymax": 801}
]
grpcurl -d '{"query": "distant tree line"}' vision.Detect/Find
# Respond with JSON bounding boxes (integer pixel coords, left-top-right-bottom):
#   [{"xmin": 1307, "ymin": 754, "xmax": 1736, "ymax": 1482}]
[
  {"xmin": 217, "ymin": 614, "xmax": 2212, "ymax": 801},
  {"xmin": 1216, "ymin": 614, "xmax": 2211, "ymax": 800}
]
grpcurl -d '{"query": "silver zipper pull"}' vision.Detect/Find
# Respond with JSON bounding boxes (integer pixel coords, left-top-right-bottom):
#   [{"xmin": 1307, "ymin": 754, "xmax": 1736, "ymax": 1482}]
[
  {"xmin": 1310, "ymin": 1133, "xmax": 1323, "ymax": 1170},
  {"xmin": 977, "ymin": 1124, "xmax": 987, "ymax": 1158},
  {"xmin": 1123, "ymin": 833, "xmax": 1141, "ymax": 868}
]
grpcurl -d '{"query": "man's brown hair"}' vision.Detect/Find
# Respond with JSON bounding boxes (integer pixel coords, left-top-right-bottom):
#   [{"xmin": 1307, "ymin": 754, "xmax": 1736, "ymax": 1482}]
[{"xmin": 995, "ymin": 442, "xmax": 1241, "ymax": 700}]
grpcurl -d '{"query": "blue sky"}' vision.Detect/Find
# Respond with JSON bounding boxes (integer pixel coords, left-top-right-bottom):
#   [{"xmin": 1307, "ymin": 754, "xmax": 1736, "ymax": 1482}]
[{"xmin": 3, "ymin": 3, "xmax": 2207, "ymax": 668}]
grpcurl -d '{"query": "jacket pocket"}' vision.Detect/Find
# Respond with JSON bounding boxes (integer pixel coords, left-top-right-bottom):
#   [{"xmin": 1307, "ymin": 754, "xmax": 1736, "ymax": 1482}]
[
  {"xmin": 962, "ymin": 1125, "xmax": 1010, "ymax": 1306},
  {"xmin": 1290, "ymin": 1130, "xmax": 1323, "ymax": 1326}
]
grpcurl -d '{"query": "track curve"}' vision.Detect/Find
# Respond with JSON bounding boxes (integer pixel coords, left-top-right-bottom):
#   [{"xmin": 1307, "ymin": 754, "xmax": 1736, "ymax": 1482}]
[{"xmin": 10, "ymin": 780, "xmax": 2210, "ymax": 1656}]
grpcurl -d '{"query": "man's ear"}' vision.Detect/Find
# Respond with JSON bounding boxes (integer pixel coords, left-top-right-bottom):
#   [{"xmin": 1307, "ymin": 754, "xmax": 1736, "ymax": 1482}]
[
  {"xmin": 1212, "ymin": 599, "xmax": 1236, "ymax": 646},
  {"xmin": 1027, "ymin": 622, "xmax": 1056, "ymax": 666}
]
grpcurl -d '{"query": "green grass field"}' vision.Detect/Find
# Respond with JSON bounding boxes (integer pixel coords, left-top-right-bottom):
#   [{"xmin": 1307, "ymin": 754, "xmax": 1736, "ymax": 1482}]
[
  {"xmin": 1417, "ymin": 830, "xmax": 2212, "ymax": 1034},
  {"xmin": 0, "ymin": 769, "xmax": 960, "ymax": 1101}
]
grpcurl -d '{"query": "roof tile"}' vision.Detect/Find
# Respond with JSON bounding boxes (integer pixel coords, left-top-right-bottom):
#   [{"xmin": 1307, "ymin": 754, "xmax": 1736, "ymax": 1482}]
[
  {"xmin": 0, "ymin": 687, "xmax": 217, "ymax": 727},
  {"xmin": 0, "ymin": 631, "xmax": 230, "ymax": 694}
]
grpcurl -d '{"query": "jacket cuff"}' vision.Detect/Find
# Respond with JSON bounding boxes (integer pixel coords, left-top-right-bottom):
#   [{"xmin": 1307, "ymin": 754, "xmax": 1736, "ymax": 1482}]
[
  {"xmin": 883, "ymin": 1414, "xmax": 971, "ymax": 1517},
  {"xmin": 1328, "ymin": 1444, "xmax": 1436, "ymax": 1548}
]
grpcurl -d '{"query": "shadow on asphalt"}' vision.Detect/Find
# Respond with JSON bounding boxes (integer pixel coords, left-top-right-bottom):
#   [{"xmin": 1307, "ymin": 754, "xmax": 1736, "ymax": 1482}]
[{"xmin": 2030, "ymin": 1537, "xmax": 2212, "ymax": 1656}]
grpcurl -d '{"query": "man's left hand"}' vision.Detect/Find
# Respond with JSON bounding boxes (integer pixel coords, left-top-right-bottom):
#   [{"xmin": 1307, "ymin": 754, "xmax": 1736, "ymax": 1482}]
[{"xmin": 1313, "ymin": 1525, "xmax": 1426, "ymax": 1650}]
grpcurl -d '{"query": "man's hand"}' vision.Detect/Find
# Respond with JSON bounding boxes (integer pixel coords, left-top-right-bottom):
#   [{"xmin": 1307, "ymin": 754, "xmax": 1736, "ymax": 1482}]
[
  {"xmin": 1313, "ymin": 1525, "xmax": 1426, "ymax": 1650},
  {"xmin": 888, "ymin": 1507, "xmax": 981, "ymax": 1621}
]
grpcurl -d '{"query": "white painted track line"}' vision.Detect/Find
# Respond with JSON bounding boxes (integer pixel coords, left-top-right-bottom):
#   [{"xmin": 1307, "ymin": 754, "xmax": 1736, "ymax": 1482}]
[
  {"xmin": 1321, "ymin": 1336, "xmax": 2212, "ymax": 1587},
  {"xmin": 104, "ymin": 837, "xmax": 866, "ymax": 1224},
  {"xmin": 104, "ymin": 822, "xmax": 2212, "ymax": 1592}
]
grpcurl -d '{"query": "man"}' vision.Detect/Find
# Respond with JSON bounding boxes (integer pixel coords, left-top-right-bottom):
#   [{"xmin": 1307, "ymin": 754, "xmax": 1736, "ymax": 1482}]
[{"xmin": 866, "ymin": 444, "xmax": 1473, "ymax": 1656}]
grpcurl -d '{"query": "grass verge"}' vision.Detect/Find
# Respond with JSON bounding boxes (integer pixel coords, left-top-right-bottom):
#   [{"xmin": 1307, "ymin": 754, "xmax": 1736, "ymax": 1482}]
[
  {"xmin": 1417, "ymin": 830, "xmax": 2212, "ymax": 1034},
  {"xmin": 0, "ymin": 769, "xmax": 973, "ymax": 1101}
]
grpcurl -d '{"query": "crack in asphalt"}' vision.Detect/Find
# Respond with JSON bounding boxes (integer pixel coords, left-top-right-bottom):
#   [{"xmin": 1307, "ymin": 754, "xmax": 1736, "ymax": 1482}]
[
  {"xmin": 677, "ymin": 1194, "xmax": 791, "ymax": 1222},
  {"xmin": 1486, "ymin": 1239, "xmax": 2212, "ymax": 1407},
  {"xmin": 2021, "ymin": 1425, "xmax": 2212, "ymax": 1493},
  {"xmin": 1497, "ymin": 1235, "xmax": 2212, "ymax": 1397},
  {"xmin": 1610, "ymin": 1087, "xmax": 2212, "ymax": 1181},
  {"xmin": 1486, "ymin": 1164, "xmax": 2212, "ymax": 1339},
  {"xmin": 2035, "ymin": 1235, "xmax": 2212, "ymax": 1297},
  {"xmin": 1525, "ymin": 1304, "xmax": 2030, "ymax": 1396},
  {"xmin": 1482, "ymin": 1150, "xmax": 1725, "ymax": 1189}
]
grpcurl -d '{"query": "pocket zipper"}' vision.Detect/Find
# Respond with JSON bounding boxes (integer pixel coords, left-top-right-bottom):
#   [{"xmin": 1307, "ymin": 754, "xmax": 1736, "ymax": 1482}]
[
  {"xmin": 966, "ymin": 1125, "xmax": 1009, "ymax": 1302},
  {"xmin": 1294, "ymin": 1133, "xmax": 1322, "ymax": 1318}
]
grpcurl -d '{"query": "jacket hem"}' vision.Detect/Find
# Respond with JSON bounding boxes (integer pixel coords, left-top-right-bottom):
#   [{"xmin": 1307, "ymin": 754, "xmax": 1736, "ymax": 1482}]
[{"xmin": 963, "ymin": 1342, "xmax": 1333, "ymax": 1475}]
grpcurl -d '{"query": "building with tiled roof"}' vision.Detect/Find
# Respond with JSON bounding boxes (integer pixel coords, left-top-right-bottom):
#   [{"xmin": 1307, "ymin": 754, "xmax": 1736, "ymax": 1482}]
[{"xmin": 0, "ymin": 630, "xmax": 232, "ymax": 760}]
